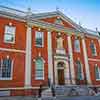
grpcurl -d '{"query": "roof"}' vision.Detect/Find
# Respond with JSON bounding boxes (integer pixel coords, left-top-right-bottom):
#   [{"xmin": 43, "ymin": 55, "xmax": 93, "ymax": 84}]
[
  {"xmin": 0, "ymin": 5, "xmax": 99, "ymax": 37},
  {"xmin": 85, "ymin": 28, "xmax": 99, "ymax": 36}
]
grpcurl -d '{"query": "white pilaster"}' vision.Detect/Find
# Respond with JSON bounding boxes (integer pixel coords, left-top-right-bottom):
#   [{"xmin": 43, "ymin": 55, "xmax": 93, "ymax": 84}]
[
  {"xmin": 25, "ymin": 25, "xmax": 32, "ymax": 87},
  {"xmin": 82, "ymin": 37, "xmax": 92, "ymax": 84},
  {"xmin": 67, "ymin": 35, "xmax": 75, "ymax": 84},
  {"xmin": 98, "ymin": 38, "xmax": 100, "ymax": 47},
  {"xmin": 47, "ymin": 31, "xmax": 53, "ymax": 83}
]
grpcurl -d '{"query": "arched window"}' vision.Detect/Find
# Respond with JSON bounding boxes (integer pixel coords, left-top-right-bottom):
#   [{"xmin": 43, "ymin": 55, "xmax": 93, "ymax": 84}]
[
  {"xmin": 90, "ymin": 41, "xmax": 97, "ymax": 56},
  {"xmin": 0, "ymin": 57, "xmax": 13, "ymax": 80},
  {"xmin": 74, "ymin": 39, "xmax": 80, "ymax": 52},
  {"xmin": 95, "ymin": 64, "xmax": 100, "ymax": 80},
  {"xmin": 35, "ymin": 58, "xmax": 44, "ymax": 80},
  {"xmin": 76, "ymin": 60, "xmax": 83, "ymax": 80}
]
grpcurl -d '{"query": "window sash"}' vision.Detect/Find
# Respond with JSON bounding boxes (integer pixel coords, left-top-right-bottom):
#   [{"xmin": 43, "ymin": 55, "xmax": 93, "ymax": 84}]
[
  {"xmin": 35, "ymin": 58, "xmax": 44, "ymax": 80},
  {"xmin": 0, "ymin": 59, "xmax": 12, "ymax": 80},
  {"xmin": 5, "ymin": 26, "xmax": 15, "ymax": 34},
  {"xmin": 76, "ymin": 61, "xmax": 83, "ymax": 80},
  {"xmin": 35, "ymin": 31, "xmax": 43, "ymax": 47},
  {"xmin": 95, "ymin": 66, "xmax": 100, "ymax": 80},
  {"xmin": 4, "ymin": 26, "xmax": 15, "ymax": 43},
  {"xmin": 74, "ymin": 39, "xmax": 80, "ymax": 52},
  {"xmin": 90, "ymin": 43, "xmax": 97, "ymax": 56}
]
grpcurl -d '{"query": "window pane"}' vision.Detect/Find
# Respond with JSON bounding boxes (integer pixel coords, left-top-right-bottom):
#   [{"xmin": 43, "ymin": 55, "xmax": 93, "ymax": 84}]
[
  {"xmin": 76, "ymin": 61, "xmax": 82, "ymax": 80},
  {"xmin": 4, "ymin": 26, "xmax": 15, "ymax": 43},
  {"xmin": 95, "ymin": 66, "xmax": 100, "ymax": 79},
  {"xmin": 90, "ymin": 43, "xmax": 96, "ymax": 56},
  {"xmin": 5, "ymin": 26, "xmax": 15, "ymax": 34},
  {"xmin": 74, "ymin": 39, "xmax": 80, "ymax": 52},
  {"xmin": 2, "ymin": 59, "xmax": 12, "ymax": 78},
  {"xmin": 35, "ymin": 31, "xmax": 43, "ymax": 47},
  {"xmin": 35, "ymin": 58, "xmax": 44, "ymax": 79},
  {"xmin": 4, "ymin": 34, "xmax": 14, "ymax": 42}
]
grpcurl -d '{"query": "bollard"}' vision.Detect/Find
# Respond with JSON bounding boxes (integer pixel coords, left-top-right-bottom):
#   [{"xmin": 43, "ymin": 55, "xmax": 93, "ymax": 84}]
[
  {"xmin": 38, "ymin": 84, "xmax": 42, "ymax": 98},
  {"xmin": 51, "ymin": 84, "xmax": 55, "ymax": 97}
]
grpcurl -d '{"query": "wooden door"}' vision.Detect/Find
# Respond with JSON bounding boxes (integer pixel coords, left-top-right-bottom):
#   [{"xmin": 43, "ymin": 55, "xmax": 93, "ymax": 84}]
[{"xmin": 58, "ymin": 69, "xmax": 65, "ymax": 85}]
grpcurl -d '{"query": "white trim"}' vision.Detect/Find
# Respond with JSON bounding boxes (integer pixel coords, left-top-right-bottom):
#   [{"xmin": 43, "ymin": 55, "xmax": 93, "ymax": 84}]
[
  {"xmin": 76, "ymin": 61, "xmax": 84, "ymax": 80},
  {"xmin": 88, "ymin": 58, "xmax": 100, "ymax": 62},
  {"xmin": 0, "ymin": 59, "xmax": 13, "ymax": 80},
  {"xmin": 0, "ymin": 86, "xmax": 48, "ymax": 91},
  {"xmin": 35, "ymin": 58, "xmax": 44, "ymax": 80},
  {"xmin": 95, "ymin": 64, "xmax": 100, "ymax": 81},
  {"xmin": 82, "ymin": 37, "xmax": 92, "ymax": 84},
  {"xmin": 67, "ymin": 35, "xmax": 75, "ymax": 84},
  {"xmin": 4, "ymin": 25, "xmax": 16, "ymax": 44},
  {"xmin": 25, "ymin": 26, "xmax": 32, "ymax": 87},
  {"xmin": 96, "ymin": 79, "xmax": 100, "ymax": 81},
  {"xmin": 0, "ymin": 48, "xmax": 25, "ymax": 53},
  {"xmin": 35, "ymin": 31, "xmax": 44, "ymax": 48},
  {"xmin": 74, "ymin": 39, "xmax": 80, "ymax": 52},
  {"xmin": 47, "ymin": 31, "xmax": 53, "ymax": 83},
  {"xmin": 54, "ymin": 55, "xmax": 68, "ymax": 60}
]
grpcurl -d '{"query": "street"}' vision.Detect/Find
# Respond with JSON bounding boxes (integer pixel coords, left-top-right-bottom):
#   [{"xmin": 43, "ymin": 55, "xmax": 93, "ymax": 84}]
[{"xmin": 0, "ymin": 96, "xmax": 100, "ymax": 100}]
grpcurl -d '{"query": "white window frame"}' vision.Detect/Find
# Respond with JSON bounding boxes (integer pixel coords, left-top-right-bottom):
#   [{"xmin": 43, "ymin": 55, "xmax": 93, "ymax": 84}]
[
  {"xmin": 35, "ymin": 58, "xmax": 44, "ymax": 80},
  {"xmin": 35, "ymin": 31, "xmax": 44, "ymax": 47},
  {"xmin": 74, "ymin": 39, "xmax": 80, "ymax": 52},
  {"xmin": 90, "ymin": 42, "xmax": 97, "ymax": 56},
  {"xmin": 76, "ymin": 60, "xmax": 84, "ymax": 80},
  {"xmin": 95, "ymin": 64, "xmax": 100, "ymax": 81},
  {"xmin": 4, "ymin": 25, "xmax": 16, "ymax": 44},
  {"xmin": 0, "ymin": 59, "xmax": 13, "ymax": 80}
]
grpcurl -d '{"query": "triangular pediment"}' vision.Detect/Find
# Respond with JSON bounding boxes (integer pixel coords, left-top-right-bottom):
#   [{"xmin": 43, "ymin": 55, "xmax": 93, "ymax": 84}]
[{"xmin": 32, "ymin": 10, "xmax": 85, "ymax": 31}]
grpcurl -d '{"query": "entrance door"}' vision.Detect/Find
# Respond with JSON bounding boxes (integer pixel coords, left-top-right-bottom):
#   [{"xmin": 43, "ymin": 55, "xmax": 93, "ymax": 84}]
[{"xmin": 58, "ymin": 69, "xmax": 65, "ymax": 85}]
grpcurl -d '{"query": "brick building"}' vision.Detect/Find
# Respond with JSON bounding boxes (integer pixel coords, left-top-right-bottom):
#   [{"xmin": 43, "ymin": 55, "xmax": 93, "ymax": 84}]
[{"xmin": 0, "ymin": 6, "xmax": 100, "ymax": 96}]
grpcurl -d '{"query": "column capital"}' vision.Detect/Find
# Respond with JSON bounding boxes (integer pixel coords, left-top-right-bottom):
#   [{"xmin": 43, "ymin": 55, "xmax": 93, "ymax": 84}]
[
  {"xmin": 47, "ymin": 29, "xmax": 52, "ymax": 32},
  {"xmin": 25, "ymin": 22, "xmax": 33, "ymax": 28}
]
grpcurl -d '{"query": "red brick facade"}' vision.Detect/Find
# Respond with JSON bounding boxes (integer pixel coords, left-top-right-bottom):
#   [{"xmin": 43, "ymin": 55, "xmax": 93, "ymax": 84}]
[{"xmin": 0, "ymin": 7, "xmax": 100, "ymax": 96}]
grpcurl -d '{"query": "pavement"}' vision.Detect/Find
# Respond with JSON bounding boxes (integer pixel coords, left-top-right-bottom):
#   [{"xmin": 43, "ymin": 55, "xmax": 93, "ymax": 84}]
[{"xmin": 0, "ymin": 96, "xmax": 100, "ymax": 100}]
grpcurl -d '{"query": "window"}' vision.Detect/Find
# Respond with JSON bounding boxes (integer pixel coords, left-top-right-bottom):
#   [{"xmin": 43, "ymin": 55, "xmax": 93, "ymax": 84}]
[
  {"xmin": 0, "ymin": 57, "xmax": 13, "ymax": 80},
  {"xmin": 35, "ymin": 58, "xmax": 44, "ymax": 80},
  {"xmin": 90, "ymin": 42, "xmax": 97, "ymax": 56},
  {"xmin": 4, "ymin": 25, "xmax": 16, "ymax": 43},
  {"xmin": 95, "ymin": 64, "xmax": 100, "ymax": 80},
  {"xmin": 74, "ymin": 39, "xmax": 80, "ymax": 52},
  {"xmin": 76, "ymin": 60, "xmax": 83, "ymax": 80},
  {"xmin": 55, "ymin": 18, "xmax": 63, "ymax": 25},
  {"xmin": 35, "ymin": 31, "xmax": 44, "ymax": 47}
]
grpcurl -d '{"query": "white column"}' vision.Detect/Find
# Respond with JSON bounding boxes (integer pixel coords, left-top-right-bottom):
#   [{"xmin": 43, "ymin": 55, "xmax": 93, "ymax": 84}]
[
  {"xmin": 47, "ymin": 31, "xmax": 53, "ymax": 84},
  {"xmin": 67, "ymin": 35, "xmax": 75, "ymax": 84},
  {"xmin": 64, "ymin": 60, "xmax": 70, "ymax": 85},
  {"xmin": 25, "ymin": 25, "xmax": 32, "ymax": 87},
  {"xmin": 82, "ymin": 37, "xmax": 92, "ymax": 84},
  {"xmin": 98, "ymin": 38, "xmax": 100, "ymax": 47}
]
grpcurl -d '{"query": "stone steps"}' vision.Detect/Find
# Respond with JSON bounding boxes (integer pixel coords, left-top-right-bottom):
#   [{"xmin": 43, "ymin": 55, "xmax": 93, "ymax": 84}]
[{"xmin": 41, "ymin": 85, "xmax": 96, "ymax": 97}]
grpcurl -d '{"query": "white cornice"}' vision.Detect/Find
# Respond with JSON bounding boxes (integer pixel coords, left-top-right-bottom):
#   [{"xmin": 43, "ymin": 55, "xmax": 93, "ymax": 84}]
[{"xmin": 0, "ymin": 48, "xmax": 25, "ymax": 53}]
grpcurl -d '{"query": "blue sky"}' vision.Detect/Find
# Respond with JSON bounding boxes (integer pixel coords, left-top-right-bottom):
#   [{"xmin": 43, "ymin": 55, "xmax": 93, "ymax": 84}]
[{"xmin": 0, "ymin": 0, "xmax": 100, "ymax": 30}]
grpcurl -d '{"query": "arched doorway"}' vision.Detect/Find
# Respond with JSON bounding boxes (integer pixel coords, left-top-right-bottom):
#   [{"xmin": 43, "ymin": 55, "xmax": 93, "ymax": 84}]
[{"xmin": 57, "ymin": 62, "xmax": 65, "ymax": 85}]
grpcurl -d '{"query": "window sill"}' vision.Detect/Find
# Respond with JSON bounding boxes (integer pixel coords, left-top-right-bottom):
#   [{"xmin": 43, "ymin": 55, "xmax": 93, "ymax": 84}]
[
  {"xmin": 4, "ymin": 41, "xmax": 15, "ymax": 44},
  {"xmin": 35, "ymin": 78, "xmax": 44, "ymax": 80},
  {"xmin": 35, "ymin": 45, "xmax": 44, "ymax": 48},
  {"xmin": 0, "ymin": 78, "xmax": 12, "ymax": 80},
  {"xmin": 96, "ymin": 79, "xmax": 100, "ymax": 81}
]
